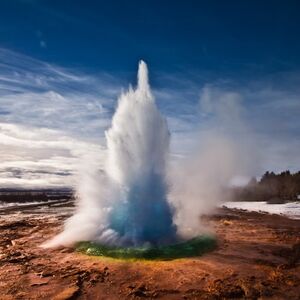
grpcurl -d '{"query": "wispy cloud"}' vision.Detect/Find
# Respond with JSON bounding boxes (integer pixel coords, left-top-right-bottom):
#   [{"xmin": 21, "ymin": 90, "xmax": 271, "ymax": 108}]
[
  {"xmin": 0, "ymin": 47, "xmax": 299, "ymax": 187},
  {"xmin": 0, "ymin": 48, "xmax": 118, "ymax": 187}
]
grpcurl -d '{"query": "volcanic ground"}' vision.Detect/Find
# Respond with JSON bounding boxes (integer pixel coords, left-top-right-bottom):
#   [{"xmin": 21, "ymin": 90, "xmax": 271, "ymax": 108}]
[{"xmin": 0, "ymin": 199, "xmax": 299, "ymax": 299}]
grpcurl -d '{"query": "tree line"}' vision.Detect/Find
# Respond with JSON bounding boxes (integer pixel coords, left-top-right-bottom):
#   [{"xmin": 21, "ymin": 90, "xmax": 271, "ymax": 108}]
[{"xmin": 232, "ymin": 171, "xmax": 300, "ymax": 203}]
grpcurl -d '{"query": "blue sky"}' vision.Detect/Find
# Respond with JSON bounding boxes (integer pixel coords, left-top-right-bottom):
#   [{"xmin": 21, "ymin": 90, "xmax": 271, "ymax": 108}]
[
  {"xmin": 1, "ymin": 0, "xmax": 300, "ymax": 75},
  {"xmin": 0, "ymin": 0, "xmax": 299, "ymax": 187}
]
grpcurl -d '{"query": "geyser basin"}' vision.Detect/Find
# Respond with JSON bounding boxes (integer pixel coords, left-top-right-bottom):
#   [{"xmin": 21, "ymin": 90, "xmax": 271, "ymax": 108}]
[{"xmin": 76, "ymin": 236, "xmax": 216, "ymax": 260}]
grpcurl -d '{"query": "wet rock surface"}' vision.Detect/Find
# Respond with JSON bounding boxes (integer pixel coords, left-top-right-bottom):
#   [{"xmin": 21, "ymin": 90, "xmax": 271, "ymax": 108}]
[{"xmin": 0, "ymin": 204, "xmax": 299, "ymax": 299}]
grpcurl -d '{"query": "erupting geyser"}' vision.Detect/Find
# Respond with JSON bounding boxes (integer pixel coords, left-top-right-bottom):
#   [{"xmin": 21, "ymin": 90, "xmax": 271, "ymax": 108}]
[
  {"xmin": 43, "ymin": 61, "xmax": 182, "ymax": 249},
  {"xmin": 41, "ymin": 60, "xmax": 256, "ymax": 257},
  {"xmin": 42, "ymin": 61, "xmax": 221, "ymax": 258},
  {"xmin": 105, "ymin": 61, "xmax": 176, "ymax": 246}
]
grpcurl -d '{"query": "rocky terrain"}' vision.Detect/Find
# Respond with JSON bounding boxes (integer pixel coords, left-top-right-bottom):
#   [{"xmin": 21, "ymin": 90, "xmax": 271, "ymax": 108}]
[{"xmin": 0, "ymin": 201, "xmax": 299, "ymax": 299}]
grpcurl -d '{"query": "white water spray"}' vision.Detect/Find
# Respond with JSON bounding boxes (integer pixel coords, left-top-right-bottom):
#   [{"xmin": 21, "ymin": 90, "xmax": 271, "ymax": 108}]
[{"xmin": 44, "ymin": 61, "xmax": 176, "ymax": 247}]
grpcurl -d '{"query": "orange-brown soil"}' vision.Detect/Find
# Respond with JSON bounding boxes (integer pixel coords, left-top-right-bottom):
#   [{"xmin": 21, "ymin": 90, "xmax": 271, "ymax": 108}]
[{"xmin": 0, "ymin": 203, "xmax": 299, "ymax": 299}]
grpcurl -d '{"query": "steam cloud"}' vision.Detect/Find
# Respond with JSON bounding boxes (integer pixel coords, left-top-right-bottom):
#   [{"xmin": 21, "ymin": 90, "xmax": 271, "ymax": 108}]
[{"xmin": 43, "ymin": 61, "xmax": 255, "ymax": 248}]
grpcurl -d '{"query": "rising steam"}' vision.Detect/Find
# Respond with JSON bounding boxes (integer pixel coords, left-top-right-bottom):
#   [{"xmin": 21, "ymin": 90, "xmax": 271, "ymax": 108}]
[{"xmin": 43, "ymin": 61, "xmax": 255, "ymax": 248}]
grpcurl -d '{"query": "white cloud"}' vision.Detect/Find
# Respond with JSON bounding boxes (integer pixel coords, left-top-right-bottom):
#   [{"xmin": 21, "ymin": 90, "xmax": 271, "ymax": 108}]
[
  {"xmin": 0, "ymin": 47, "xmax": 299, "ymax": 188},
  {"xmin": 0, "ymin": 122, "xmax": 106, "ymax": 188},
  {"xmin": 0, "ymin": 48, "xmax": 117, "ymax": 188}
]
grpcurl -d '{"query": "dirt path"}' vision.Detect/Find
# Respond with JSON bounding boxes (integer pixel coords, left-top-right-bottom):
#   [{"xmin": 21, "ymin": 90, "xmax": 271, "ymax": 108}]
[{"xmin": 0, "ymin": 206, "xmax": 299, "ymax": 299}]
